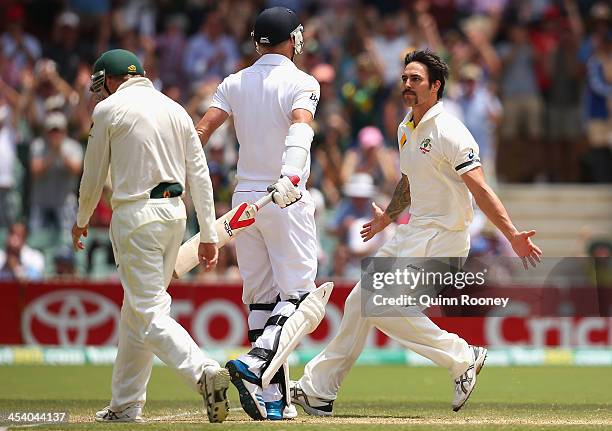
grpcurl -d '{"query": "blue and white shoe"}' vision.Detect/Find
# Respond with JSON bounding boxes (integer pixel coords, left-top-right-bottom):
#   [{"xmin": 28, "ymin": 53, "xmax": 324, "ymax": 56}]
[
  {"xmin": 452, "ymin": 346, "xmax": 487, "ymax": 412},
  {"xmin": 264, "ymin": 400, "xmax": 298, "ymax": 420},
  {"xmin": 290, "ymin": 381, "xmax": 334, "ymax": 417},
  {"xmin": 265, "ymin": 400, "xmax": 284, "ymax": 420},
  {"xmin": 226, "ymin": 359, "xmax": 267, "ymax": 420}
]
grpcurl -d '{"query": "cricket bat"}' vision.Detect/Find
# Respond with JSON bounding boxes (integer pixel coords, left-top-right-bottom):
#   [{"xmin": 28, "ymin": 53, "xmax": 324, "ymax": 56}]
[{"xmin": 173, "ymin": 177, "xmax": 299, "ymax": 278}]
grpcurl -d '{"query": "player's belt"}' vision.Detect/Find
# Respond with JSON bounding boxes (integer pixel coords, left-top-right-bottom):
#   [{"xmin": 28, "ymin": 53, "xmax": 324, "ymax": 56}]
[{"xmin": 150, "ymin": 182, "xmax": 183, "ymax": 199}]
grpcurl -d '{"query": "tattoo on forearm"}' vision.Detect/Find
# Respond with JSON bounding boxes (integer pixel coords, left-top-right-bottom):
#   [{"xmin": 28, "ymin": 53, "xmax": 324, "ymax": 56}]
[{"xmin": 385, "ymin": 175, "xmax": 410, "ymax": 221}]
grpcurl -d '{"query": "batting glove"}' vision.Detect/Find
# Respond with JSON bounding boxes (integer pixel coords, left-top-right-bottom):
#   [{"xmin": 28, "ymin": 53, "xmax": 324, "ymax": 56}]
[{"xmin": 267, "ymin": 175, "xmax": 301, "ymax": 208}]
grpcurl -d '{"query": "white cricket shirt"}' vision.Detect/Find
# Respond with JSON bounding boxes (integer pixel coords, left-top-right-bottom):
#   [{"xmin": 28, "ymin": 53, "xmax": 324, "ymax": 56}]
[
  {"xmin": 397, "ymin": 101, "xmax": 481, "ymax": 231},
  {"xmin": 77, "ymin": 77, "xmax": 218, "ymax": 243},
  {"xmin": 210, "ymin": 54, "xmax": 320, "ymax": 188}
]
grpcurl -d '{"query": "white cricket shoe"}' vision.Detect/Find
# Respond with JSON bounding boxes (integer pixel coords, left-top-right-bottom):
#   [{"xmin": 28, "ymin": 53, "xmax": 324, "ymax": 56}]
[
  {"xmin": 452, "ymin": 346, "xmax": 487, "ymax": 412},
  {"xmin": 198, "ymin": 365, "xmax": 231, "ymax": 423},
  {"xmin": 290, "ymin": 380, "xmax": 334, "ymax": 417},
  {"xmin": 95, "ymin": 404, "xmax": 143, "ymax": 422},
  {"xmin": 284, "ymin": 403, "xmax": 298, "ymax": 419}
]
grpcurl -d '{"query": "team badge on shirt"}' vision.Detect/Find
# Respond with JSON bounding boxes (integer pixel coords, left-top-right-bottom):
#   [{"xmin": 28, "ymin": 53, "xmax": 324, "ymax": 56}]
[{"xmin": 419, "ymin": 138, "xmax": 432, "ymax": 154}]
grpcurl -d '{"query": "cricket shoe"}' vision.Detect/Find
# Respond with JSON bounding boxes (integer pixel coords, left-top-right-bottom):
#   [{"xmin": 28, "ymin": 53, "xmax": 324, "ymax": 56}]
[
  {"xmin": 198, "ymin": 365, "xmax": 230, "ymax": 423},
  {"xmin": 264, "ymin": 400, "xmax": 298, "ymax": 420},
  {"xmin": 95, "ymin": 404, "xmax": 143, "ymax": 423},
  {"xmin": 452, "ymin": 345, "xmax": 487, "ymax": 412},
  {"xmin": 290, "ymin": 380, "xmax": 334, "ymax": 417},
  {"xmin": 226, "ymin": 359, "xmax": 267, "ymax": 420}
]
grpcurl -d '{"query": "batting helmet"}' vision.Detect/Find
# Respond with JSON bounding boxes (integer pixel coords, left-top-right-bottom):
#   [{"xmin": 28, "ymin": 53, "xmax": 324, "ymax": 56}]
[{"xmin": 251, "ymin": 7, "xmax": 304, "ymax": 55}]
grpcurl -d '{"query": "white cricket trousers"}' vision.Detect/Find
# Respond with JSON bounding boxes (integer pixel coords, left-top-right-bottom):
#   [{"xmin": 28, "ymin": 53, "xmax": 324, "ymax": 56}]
[
  {"xmin": 108, "ymin": 197, "xmax": 218, "ymax": 410},
  {"xmin": 300, "ymin": 223, "xmax": 473, "ymax": 400},
  {"xmin": 231, "ymin": 185, "xmax": 318, "ymax": 304},
  {"xmin": 232, "ymin": 185, "xmax": 318, "ymax": 402}
]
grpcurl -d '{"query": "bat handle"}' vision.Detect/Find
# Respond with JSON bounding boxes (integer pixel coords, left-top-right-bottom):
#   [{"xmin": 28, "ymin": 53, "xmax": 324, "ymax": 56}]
[
  {"xmin": 253, "ymin": 193, "xmax": 274, "ymax": 210},
  {"xmin": 253, "ymin": 177, "xmax": 299, "ymax": 209}
]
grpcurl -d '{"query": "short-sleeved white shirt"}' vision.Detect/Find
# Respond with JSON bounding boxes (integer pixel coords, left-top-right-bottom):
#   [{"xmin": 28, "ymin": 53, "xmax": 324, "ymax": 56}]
[
  {"xmin": 397, "ymin": 101, "xmax": 481, "ymax": 231},
  {"xmin": 210, "ymin": 54, "xmax": 320, "ymax": 188}
]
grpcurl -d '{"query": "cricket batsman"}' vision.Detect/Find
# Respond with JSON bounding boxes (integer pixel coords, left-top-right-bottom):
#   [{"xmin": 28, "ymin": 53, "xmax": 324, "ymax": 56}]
[
  {"xmin": 291, "ymin": 50, "xmax": 542, "ymax": 414},
  {"xmin": 71, "ymin": 49, "xmax": 230, "ymax": 423},
  {"xmin": 194, "ymin": 7, "xmax": 331, "ymax": 421}
]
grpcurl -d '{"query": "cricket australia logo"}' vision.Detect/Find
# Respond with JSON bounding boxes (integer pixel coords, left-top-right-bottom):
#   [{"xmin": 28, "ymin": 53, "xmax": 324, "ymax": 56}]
[
  {"xmin": 468, "ymin": 148, "xmax": 475, "ymax": 160},
  {"xmin": 419, "ymin": 138, "xmax": 432, "ymax": 154}
]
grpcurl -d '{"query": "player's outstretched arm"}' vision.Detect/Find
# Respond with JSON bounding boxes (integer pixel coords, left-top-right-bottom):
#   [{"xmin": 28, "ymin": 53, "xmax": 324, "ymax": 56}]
[
  {"xmin": 361, "ymin": 174, "xmax": 410, "ymax": 242},
  {"xmin": 461, "ymin": 167, "xmax": 542, "ymax": 268}
]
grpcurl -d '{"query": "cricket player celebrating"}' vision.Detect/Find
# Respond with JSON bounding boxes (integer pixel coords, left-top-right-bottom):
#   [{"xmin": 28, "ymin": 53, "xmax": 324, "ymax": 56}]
[
  {"xmin": 292, "ymin": 50, "xmax": 542, "ymax": 414},
  {"xmin": 195, "ymin": 7, "xmax": 330, "ymax": 421},
  {"xmin": 71, "ymin": 49, "xmax": 230, "ymax": 423}
]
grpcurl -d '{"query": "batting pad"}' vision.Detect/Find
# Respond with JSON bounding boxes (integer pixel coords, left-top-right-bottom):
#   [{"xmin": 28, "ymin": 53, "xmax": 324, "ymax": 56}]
[{"xmin": 261, "ymin": 282, "xmax": 334, "ymax": 387}]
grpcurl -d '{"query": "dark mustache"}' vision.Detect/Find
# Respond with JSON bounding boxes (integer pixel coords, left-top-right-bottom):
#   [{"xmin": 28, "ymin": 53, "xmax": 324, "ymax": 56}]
[{"xmin": 403, "ymin": 89, "xmax": 415, "ymax": 96}]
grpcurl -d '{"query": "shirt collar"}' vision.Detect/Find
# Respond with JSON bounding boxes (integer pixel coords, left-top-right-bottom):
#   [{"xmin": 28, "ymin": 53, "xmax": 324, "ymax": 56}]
[
  {"xmin": 254, "ymin": 53, "xmax": 295, "ymax": 67},
  {"xmin": 403, "ymin": 101, "xmax": 444, "ymax": 128},
  {"xmin": 116, "ymin": 77, "xmax": 154, "ymax": 92}
]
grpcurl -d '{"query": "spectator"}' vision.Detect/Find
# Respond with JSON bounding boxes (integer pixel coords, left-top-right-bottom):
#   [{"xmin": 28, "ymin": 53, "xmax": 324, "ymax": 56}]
[
  {"xmin": 545, "ymin": 7, "xmax": 582, "ymax": 181},
  {"xmin": 310, "ymin": 63, "xmax": 343, "ymax": 130},
  {"xmin": 19, "ymin": 58, "xmax": 79, "ymax": 132},
  {"xmin": 44, "ymin": 11, "xmax": 91, "ymax": 85},
  {"xmin": 496, "ymin": 21, "xmax": 544, "ymax": 182},
  {"xmin": 341, "ymin": 126, "xmax": 399, "ymax": 195},
  {"xmin": 328, "ymin": 173, "xmax": 390, "ymax": 278},
  {"xmin": 183, "ymin": 10, "xmax": 239, "ymax": 88},
  {"xmin": 309, "ymin": 118, "xmax": 348, "ymax": 207},
  {"xmin": 67, "ymin": 0, "xmax": 111, "ymax": 56},
  {"xmin": 0, "ymin": 94, "xmax": 18, "ymax": 228},
  {"xmin": 53, "ymin": 246, "xmax": 77, "ymax": 278},
  {"xmin": 0, "ymin": 5, "xmax": 41, "ymax": 73},
  {"xmin": 0, "ymin": 222, "xmax": 44, "ymax": 281},
  {"xmin": 371, "ymin": 14, "xmax": 414, "ymax": 89},
  {"xmin": 580, "ymin": 30, "xmax": 612, "ymax": 183},
  {"xmin": 29, "ymin": 112, "xmax": 83, "ymax": 240},
  {"xmin": 341, "ymin": 53, "xmax": 385, "ymax": 138},
  {"xmin": 156, "ymin": 14, "xmax": 189, "ymax": 88},
  {"xmin": 455, "ymin": 64, "xmax": 502, "ymax": 182}
]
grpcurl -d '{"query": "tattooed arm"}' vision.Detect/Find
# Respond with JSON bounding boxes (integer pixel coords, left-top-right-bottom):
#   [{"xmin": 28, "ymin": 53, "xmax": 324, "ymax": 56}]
[
  {"xmin": 385, "ymin": 174, "xmax": 411, "ymax": 221},
  {"xmin": 360, "ymin": 174, "xmax": 410, "ymax": 242}
]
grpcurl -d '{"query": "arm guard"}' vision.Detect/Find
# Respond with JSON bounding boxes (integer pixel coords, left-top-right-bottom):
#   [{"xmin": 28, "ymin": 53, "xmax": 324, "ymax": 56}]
[{"xmin": 281, "ymin": 123, "xmax": 314, "ymax": 177}]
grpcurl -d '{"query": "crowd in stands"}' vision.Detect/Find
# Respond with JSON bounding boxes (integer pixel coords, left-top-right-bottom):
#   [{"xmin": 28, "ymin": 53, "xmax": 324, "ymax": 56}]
[{"xmin": 0, "ymin": 0, "xmax": 610, "ymax": 281}]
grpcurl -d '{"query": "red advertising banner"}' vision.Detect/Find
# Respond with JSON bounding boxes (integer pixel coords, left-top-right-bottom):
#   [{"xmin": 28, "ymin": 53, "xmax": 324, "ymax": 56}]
[{"xmin": 1, "ymin": 281, "xmax": 611, "ymax": 347}]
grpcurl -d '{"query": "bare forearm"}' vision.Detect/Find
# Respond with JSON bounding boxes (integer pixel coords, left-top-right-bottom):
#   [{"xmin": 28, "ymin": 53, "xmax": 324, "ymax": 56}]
[
  {"xmin": 195, "ymin": 107, "xmax": 228, "ymax": 146},
  {"xmin": 384, "ymin": 174, "xmax": 410, "ymax": 221},
  {"xmin": 195, "ymin": 121, "xmax": 213, "ymax": 145},
  {"xmin": 473, "ymin": 184, "xmax": 519, "ymax": 241}
]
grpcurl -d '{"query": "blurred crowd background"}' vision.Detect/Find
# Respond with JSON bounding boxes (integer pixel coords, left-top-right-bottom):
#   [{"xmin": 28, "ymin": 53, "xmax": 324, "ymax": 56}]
[{"xmin": 0, "ymin": 0, "xmax": 610, "ymax": 282}]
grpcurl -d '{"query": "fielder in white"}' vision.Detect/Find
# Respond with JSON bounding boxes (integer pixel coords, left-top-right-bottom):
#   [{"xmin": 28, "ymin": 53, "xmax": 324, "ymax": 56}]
[
  {"xmin": 70, "ymin": 49, "xmax": 230, "ymax": 423},
  {"xmin": 194, "ymin": 7, "xmax": 331, "ymax": 421},
  {"xmin": 292, "ymin": 50, "xmax": 543, "ymax": 414}
]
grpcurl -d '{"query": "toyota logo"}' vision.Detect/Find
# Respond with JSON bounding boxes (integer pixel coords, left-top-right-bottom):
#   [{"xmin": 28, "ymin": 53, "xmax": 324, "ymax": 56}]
[{"xmin": 22, "ymin": 290, "xmax": 120, "ymax": 346}]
